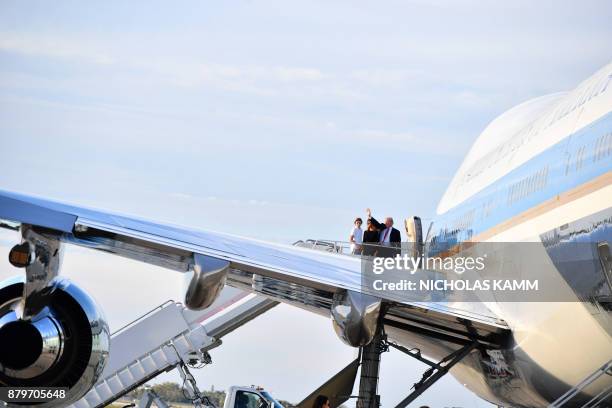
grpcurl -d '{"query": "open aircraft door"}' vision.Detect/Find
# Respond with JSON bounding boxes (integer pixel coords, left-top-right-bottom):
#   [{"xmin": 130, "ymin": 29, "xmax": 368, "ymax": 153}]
[{"xmin": 297, "ymin": 358, "xmax": 360, "ymax": 408}]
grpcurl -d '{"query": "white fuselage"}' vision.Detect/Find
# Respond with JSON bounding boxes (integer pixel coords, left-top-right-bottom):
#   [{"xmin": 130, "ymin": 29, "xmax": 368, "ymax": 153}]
[{"xmin": 423, "ymin": 62, "xmax": 612, "ymax": 407}]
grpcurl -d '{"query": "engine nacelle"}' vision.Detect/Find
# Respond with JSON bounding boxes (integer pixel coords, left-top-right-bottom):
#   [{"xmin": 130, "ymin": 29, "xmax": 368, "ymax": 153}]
[{"xmin": 0, "ymin": 276, "xmax": 110, "ymax": 407}]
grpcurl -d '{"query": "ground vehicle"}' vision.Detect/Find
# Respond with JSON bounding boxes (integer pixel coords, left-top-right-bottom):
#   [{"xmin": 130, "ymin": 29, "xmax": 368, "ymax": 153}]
[
  {"xmin": 127, "ymin": 385, "xmax": 283, "ymax": 408},
  {"xmin": 222, "ymin": 386, "xmax": 284, "ymax": 408}
]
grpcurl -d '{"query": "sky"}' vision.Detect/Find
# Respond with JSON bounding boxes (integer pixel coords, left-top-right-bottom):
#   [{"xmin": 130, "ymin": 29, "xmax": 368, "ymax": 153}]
[{"xmin": 0, "ymin": 1, "xmax": 611, "ymax": 406}]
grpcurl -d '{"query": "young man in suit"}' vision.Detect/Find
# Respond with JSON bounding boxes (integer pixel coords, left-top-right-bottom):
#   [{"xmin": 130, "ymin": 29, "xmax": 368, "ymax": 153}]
[{"xmin": 366, "ymin": 208, "xmax": 401, "ymax": 257}]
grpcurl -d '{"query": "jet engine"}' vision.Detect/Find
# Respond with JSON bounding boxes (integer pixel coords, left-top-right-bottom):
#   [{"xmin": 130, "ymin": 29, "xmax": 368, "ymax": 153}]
[{"xmin": 0, "ymin": 276, "xmax": 110, "ymax": 407}]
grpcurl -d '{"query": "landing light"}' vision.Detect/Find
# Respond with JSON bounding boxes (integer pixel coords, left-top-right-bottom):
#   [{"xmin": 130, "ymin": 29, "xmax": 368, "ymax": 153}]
[{"xmin": 8, "ymin": 242, "xmax": 33, "ymax": 268}]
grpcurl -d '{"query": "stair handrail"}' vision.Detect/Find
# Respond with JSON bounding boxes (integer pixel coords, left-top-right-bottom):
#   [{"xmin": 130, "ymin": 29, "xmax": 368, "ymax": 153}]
[{"xmin": 111, "ymin": 299, "xmax": 176, "ymax": 336}]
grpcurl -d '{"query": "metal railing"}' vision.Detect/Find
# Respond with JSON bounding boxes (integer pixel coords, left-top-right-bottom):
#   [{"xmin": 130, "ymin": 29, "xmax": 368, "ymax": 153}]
[
  {"xmin": 549, "ymin": 360, "xmax": 612, "ymax": 407},
  {"xmin": 292, "ymin": 239, "xmax": 402, "ymax": 257},
  {"xmin": 111, "ymin": 299, "xmax": 176, "ymax": 336}
]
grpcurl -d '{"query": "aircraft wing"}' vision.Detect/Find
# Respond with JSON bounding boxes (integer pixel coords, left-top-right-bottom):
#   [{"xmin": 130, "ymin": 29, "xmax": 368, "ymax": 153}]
[{"xmin": 0, "ymin": 189, "xmax": 508, "ymax": 350}]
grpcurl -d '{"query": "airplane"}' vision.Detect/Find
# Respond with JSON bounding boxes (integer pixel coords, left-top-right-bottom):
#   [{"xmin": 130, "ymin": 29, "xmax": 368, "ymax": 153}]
[{"xmin": 0, "ymin": 60, "xmax": 611, "ymax": 408}]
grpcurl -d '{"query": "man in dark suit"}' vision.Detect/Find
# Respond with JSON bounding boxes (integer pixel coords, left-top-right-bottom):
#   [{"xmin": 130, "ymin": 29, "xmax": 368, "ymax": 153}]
[{"xmin": 366, "ymin": 208, "xmax": 401, "ymax": 257}]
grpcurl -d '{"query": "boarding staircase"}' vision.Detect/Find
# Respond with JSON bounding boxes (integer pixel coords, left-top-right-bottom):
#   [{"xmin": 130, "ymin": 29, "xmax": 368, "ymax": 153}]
[
  {"xmin": 549, "ymin": 360, "xmax": 612, "ymax": 407},
  {"xmin": 68, "ymin": 289, "xmax": 277, "ymax": 408}
]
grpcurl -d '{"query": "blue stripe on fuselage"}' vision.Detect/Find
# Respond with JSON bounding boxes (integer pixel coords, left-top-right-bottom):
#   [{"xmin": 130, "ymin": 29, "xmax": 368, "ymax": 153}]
[{"xmin": 428, "ymin": 111, "xmax": 612, "ymax": 251}]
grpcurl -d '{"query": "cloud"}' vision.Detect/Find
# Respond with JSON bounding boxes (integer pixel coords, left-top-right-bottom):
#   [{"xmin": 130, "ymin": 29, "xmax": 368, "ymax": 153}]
[
  {"xmin": 324, "ymin": 127, "xmax": 467, "ymax": 157},
  {"xmin": 169, "ymin": 192, "xmax": 192, "ymax": 199},
  {"xmin": 163, "ymin": 63, "xmax": 327, "ymax": 93},
  {"xmin": 0, "ymin": 32, "xmax": 328, "ymax": 96},
  {"xmin": 349, "ymin": 68, "xmax": 423, "ymax": 86},
  {"xmin": 0, "ymin": 33, "xmax": 114, "ymax": 65},
  {"xmin": 273, "ymin": 66, "xmax": 326, "ymax": 82}
]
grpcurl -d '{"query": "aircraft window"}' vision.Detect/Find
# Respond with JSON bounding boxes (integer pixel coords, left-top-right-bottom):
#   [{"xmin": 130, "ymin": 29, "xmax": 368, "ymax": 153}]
[
  {"xmin": 234, "ymin": 391, "xmax": 267, "ymax": 408},
  {"xmin": 594, "ymin": 132, "xmax": 612, "ymax": 161},
  {"xmin": 514, "ymin": 181, "xmax": 521, "ymax": 203},
  {"xmin": 507, "ymin": 165, "xmax": 549, "ymax": 206},
  {"xmin": 594, "ymin": 136, "xmax": 602, "ymax": 161},
  {"xmin": 526, "ymin": 177, "xmax": 531, "ymax": 194},
  {"xmin": 482, "ymin": 198, "xmax": 497, "ymax": 218},
  {"xmin": 575, "ymin": 146, "xmax": 586, "ymax": 171},
  {"xmin": 538, "ymin": 166, "xmax": 549, "ymax": 190},
  {"xmin": 507, "ymin": 185, "xmax": 513, "ymax": 205}
]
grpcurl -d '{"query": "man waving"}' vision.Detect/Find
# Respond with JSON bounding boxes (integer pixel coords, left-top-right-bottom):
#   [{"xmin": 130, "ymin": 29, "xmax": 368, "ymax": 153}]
[{"xmin": 366, "ymin": 208, "xmax": 401, "ymax": 256}]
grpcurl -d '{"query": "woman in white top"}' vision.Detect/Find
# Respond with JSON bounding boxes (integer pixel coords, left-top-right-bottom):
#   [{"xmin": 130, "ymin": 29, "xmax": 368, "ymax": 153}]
[{"xmin": 349, "ymin": 217, "xmax": 363, "ymax": 255}]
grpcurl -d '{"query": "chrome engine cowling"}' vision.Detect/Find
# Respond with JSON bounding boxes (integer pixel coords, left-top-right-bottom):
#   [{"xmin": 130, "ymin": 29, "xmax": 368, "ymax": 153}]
[{"xmin": 0, "ymin": 276, "xmax": 110, "ymax": 407}]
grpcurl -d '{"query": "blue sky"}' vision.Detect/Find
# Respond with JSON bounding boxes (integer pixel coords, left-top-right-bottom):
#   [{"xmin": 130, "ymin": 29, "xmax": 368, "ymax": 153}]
[{"xmin": 0, "ymin": 1, "xmax": 611, "ymax": 406}]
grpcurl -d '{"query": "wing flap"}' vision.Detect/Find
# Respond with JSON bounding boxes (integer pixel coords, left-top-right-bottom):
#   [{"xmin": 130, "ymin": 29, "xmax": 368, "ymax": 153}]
[{"xmin": 0, "ymin": 189, "xmax": 509, "ymax": 345}]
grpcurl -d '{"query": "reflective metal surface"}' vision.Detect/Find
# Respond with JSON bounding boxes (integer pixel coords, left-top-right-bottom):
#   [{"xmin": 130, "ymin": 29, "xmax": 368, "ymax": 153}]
[
  {"xmin": 250, "ymin": 273, "xmax": 334, "ymax": 315},
  {"xmin": 54, "ymin": 278, "xmax": 110, "ymax": 407},
  {"xmin": 0, "ymin": 190, "xmax": 505, "ymax": 326},
  {"xmin": 19, "ymin": 225, "xmax": 64, "ymax": 320},
  {"xmin": 331, "ymin": 289, "xmax": 382, "ymax": 347},
  {"xmin": 184, "ymin": 254, "xmax": 229, "ymax": 310},
  {"xmin": 0, "ymin": 277, "xmax": 110, "ymax": 407},
  {"xmin": 0, "ymin": 310, "xmax": 63, "ymax": 379},
  {"xmin": 0, "ymin": 61, "xmax": 611, "ymax": 406},
  {"xmin": 2, "ymin": 186, "xmax": 611, "ymax": 405},
  {"xmin": 66, "ymin": 228, "xmax": 192, "ymax": 273}
]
